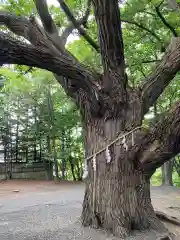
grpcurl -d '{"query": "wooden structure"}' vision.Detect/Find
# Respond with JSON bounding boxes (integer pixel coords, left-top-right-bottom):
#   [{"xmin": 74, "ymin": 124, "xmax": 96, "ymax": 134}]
[{"xmin": 0, "ymin": 138, "xmax": 53, "ymax": 180}]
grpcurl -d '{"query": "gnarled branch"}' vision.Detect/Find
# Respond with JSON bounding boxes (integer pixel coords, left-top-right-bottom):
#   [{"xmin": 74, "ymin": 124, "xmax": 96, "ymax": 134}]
[
  {"xmin": 61, "ymin": 0, "xmax": 91, "ymax": 46},
  {"xmin": 140, "ymin": 37, "xmax": 180, "ymax": 114},
  {"xmin": 137, "ymin": 101, "xmax": 180, "ymax": 172},
  {"xmin": 33, "ymin": 0, "xmax": 57, "ymax": 33},
  {"xmin": 0, "ymin": 11, "xmax": 64, "ymax": 53},
  {"xmin": 0, "ymin": 9, "xmax": 100, "ymax": 115},
  {"xmin": 0, "ymin": 32, "xmax": 95, "ymax": 83},
  {"xmin": 33, "ymin": 0, "xmax": 100, "ymax": 109},
  {"xmin": 0, "ymin": 12, "xmax": 44, "ymax": 46},
  {"xmin": 58, "ymin": 0, "xmax": 99, "ymax": 52},
  {"xmin": 33, "ymin": 0, "xmax": 65, "ymax": 53}
]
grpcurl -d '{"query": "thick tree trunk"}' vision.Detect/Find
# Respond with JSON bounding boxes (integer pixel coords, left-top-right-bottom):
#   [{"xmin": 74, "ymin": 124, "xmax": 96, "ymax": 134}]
[
  {"xmin": 81, "ymin": 119, "xmax": 167, "ymax": 238},
  {"xmin": 161, "ymin": 160, "xmax": 173, "ymax": 186}
]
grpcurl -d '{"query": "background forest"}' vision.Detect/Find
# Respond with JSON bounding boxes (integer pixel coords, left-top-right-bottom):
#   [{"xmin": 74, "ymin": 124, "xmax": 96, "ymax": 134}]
[{"xmin": 0, "ymin": 0, "xmax": 179, "ymax": 185}]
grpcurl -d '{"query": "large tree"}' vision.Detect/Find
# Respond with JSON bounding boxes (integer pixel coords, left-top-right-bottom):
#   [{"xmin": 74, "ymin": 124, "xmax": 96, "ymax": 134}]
[{"xmin": 0, "ymin": 0, "xmax": 180, "ymax": 238}]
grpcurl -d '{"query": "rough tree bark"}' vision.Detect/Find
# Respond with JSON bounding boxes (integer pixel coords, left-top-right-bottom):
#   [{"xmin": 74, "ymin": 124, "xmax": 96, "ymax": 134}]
[{"xmin": 1, "ymin": 0, "xmax": 180, "ymax": 238}]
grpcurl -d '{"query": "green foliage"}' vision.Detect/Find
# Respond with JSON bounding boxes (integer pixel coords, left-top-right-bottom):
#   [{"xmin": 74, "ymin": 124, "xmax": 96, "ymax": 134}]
[
  {"xmin": 0, "ymin": 66, "xmax": 84, "ymax": 180},
  {"xmin": 67, "ymin": 38, "xmax": 101, "ymax": 72},
  {"xmin": 151, "ymin": 163, "xmax": 180, "ymax": 187},
  {"xmin": 173, "ymin": 172, "xmax": 180, "ymax": 187},
  {"xmin": 151, "ymin": 168, "xmax": 162, "ymax": 186},
  {"xmin": 2, "ymin": 0, "xmax": 35, "ymax": 15}
]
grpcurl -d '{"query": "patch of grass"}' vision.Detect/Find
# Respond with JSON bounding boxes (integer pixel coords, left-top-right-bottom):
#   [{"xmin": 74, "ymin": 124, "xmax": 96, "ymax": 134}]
[{"xmin": 173, "ymin": 172, "xmax": 180, "ymax": 187}]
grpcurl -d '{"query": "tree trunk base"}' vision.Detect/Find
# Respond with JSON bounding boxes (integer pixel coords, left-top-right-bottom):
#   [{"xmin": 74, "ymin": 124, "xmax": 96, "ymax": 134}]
[
  {"xmin": 81, "ymin": 173, "xmax": 169, "ymax": 239},
  {"xmin": 82, "ymin": 201, "xmax": 173, "ymax": 239}
]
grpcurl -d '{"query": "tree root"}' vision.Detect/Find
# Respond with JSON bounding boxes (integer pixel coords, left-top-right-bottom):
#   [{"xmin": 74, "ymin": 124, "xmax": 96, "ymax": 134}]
[{"xmin": 155, "ymin": 209, "xmax": 180, "ymax": 226}]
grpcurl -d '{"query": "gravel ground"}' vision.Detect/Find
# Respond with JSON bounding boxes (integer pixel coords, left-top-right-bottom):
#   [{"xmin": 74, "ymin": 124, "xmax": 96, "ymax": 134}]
[{"xmin": 0, "ymin": 181, "xmax": 179, "ymax": 240}]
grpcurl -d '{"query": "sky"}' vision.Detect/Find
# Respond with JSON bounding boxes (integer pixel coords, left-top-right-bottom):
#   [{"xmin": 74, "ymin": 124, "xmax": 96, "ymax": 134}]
[{"xmin": 47, "ymin": 0, "xmax": 59, "ymax": 7}]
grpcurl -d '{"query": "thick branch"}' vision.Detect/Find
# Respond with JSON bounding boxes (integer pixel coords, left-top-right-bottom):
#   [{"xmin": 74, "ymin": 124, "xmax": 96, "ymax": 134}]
[
  {"xmin": 0, "ymin": 9, "xmax": 100, "ymax": 116},
  {"xmin": 0, "ymin": 12, "xmax": 42, "ymax": 46},
  {"xmin": 0, "ymin": 33, "xmax": 95, "ymax": 83},
  {"xmin": 0, "ymin": 11, "xmax": 63, "ymax": 53},
  {"xmin": 155, "ymin": 5, "xmax": 178, "ymax": 37},
  {"xmin": 140, "ymin": 37, "xmax": 180, "ymax": 114},
  {"xmin": 0, "ymin": 32, "xmax": 101, "ymax": 116},
  {"xmin": 0, "ymin": 32, "xmax": 100, "ymax": 113},
  {"xmin": 92, "ymin": 0, "xmax": 125, "ymax": 72},
  {"xmin": 33, "ymin": 1, "xmax": 100, "ymax": 114},
  {"xmin": 33, "ymin": 0, "xmax": 57, "ymax": 33},
  {"xmin": 33, "ymin": 0, "xmax": 65, "ymax": 52},
  {"xmin": 58, "ymin": 0, "xmax": 99, "ymax": 52},
  {"xmin": 34, "ymin": 0, "xmax": 97, "ymax": 65},
  {"xmin": 138, "ymin": 101, "xmax": 180, "ymax": 172}
]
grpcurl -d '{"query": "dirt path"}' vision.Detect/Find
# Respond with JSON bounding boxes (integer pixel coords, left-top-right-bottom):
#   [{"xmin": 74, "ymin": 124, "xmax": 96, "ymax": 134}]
[
  {"xmin": 151, "ymin": 186, "xmax": 180, "ymax": 239},
  {"xmin": 0, "ymin": 180, "xmax": 179, "ymax": 240},
  {"xmin": 151, "ymin": 186, "xmax": 180, "ymax": 221}
]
